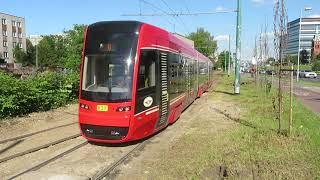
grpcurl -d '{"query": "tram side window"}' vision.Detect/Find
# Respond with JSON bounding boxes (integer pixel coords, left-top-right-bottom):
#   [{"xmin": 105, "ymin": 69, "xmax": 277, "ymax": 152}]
[
  {"xmin": 169, "ymin": 53, "xmax": 181, "ymax": 99},
  {"xmin": 137, "ymin": 50, "xmax": 156, "ymax": 90},
  {"xmin": 199, "ymin": 62, "xmax": 207, "ymax": 84}
]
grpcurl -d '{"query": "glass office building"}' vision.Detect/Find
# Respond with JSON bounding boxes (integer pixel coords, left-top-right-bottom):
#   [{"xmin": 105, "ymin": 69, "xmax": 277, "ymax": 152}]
[{"xmin": 286, "ymin": 17, "xmax": 320, "ymax": 59}]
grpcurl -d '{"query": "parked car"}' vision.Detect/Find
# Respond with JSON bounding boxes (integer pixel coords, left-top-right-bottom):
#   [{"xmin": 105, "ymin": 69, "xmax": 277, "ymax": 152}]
[
  {"xmin": 299, "ymin": 70, "xmax": 317, "ymax": 78},
  {"xmin": 266, "ymin": 70, "xmax": 275, "ymax": 75}
]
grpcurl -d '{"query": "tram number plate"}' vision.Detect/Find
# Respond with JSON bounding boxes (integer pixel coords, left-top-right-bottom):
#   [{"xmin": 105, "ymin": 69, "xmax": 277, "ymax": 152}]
[{"xmin": 97, "ymin": 105, "xmax": 108, "ymax": 112}]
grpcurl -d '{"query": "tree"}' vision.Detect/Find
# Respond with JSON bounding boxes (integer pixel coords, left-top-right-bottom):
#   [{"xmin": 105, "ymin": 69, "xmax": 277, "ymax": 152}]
[
  {"xmin": 217, "ymin": 51, "xmax": 231, "ymax": 70},
  {"xmin": 267, "ymin": 57, "xmax": 276, "ymax": 65},
  {"xmin": 38, "ymin": 35, "xmax": 60, "ymax": 67},
  {"xmin": 62, "ymin": 24, "xmax": 86, "ymax": 71},
  {"xmin": 300, "ymin": 49, "xmax": 309, "ymax": 64},
  {"xmin": 285, "ymin": 55, "xmax": 298, "ymax": 65},
  {"xmin": 13, "ymin": 39, "xmax": 35, "ymax": 66},
  {"xmin": 25, "ymin": 39, "xmax": 36, "ymax": 65},
  {"xmin": 13, "ymin": 46, "xmax": 26, "ymax": 64},
  {"xmin": 312, "ymin": 54, "xmax": 320, "ymax": 71},
  {"xmin": 34, "ymin": 24, "xmax": 85, "ymax": 69},
  {"xmin": 187, "ymin": 28, "xmax": 217, "ymax": 58}
]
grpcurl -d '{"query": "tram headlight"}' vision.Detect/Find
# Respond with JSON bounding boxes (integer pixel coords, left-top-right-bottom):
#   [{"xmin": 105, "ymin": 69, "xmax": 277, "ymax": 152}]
[
  {"xmin": 80, "ymin": 103, "xmax": 89, "ymax": 110},
  {"xmin": 116, "ymin": 106, "xmax": 131, "ymax": 112}
]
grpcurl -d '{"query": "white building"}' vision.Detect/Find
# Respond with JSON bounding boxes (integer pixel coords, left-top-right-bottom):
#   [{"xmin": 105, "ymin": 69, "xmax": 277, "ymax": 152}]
[
  {"xmin": 0, "ymin": 12, "xmax": 26, "ymax": 64},
  {"xmin": 28, "ymin": 35, "xmax": 43, "ymax": 46}
]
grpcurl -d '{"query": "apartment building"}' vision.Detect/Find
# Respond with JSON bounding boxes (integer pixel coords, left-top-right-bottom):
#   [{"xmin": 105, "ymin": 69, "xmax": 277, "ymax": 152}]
[
  {"xmin": 0, "ymin": 12, "xmax": 26, "ymax": 64},
  {"xmin": 286, "ymin": 17, "xmax": 320, "ymax": 60}
]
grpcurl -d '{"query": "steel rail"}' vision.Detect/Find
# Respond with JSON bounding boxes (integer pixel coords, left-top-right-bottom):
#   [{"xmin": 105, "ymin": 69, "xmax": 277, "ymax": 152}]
[
  {"xmin": 0, "ymin": 122, "xmax": 78, "ymax": 144},
  {"xmin": 7, "ymin": 141, "xmax": 88, "ymax": 180},
  {"xmin": 0, "ymin": 133, "xmax": 81, "ymax": 163},
  {"xmin": 91, "ymin": 141, "xmax": 146, "ymax": 180}
]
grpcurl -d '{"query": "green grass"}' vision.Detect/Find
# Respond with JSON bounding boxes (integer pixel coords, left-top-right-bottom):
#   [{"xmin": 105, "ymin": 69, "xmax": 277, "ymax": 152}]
[
  {"xmin": 297, "ymin": 79, "xmax": 320, "ymax": 87},
  {"xmin": 146, "ymin": 75, "xmax": 320, "ymax": 179}
]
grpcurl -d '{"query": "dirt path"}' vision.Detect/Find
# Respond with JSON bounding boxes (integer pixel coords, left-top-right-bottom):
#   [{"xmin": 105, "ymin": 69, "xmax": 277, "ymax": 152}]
[
  {"xmin": 0, "ymin": 104, "xmax": 80, "ymax": 179},
  {"xmin": 0, "ymin": 104, "xmax": 78, "ymax": 140},
  {"xmin": 111, "ymin": 92, "xmax": 238, "ymax": 179}
]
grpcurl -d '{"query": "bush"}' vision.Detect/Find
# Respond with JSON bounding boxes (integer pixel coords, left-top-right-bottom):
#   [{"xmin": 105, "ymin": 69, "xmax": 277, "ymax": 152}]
[
  {"xmin": 312, "ymin": 61, "xmax": 320, "ymax": 71},
  {"xmin": 0, "ymin": 71, "xmax": 79, "ymax": 118}
]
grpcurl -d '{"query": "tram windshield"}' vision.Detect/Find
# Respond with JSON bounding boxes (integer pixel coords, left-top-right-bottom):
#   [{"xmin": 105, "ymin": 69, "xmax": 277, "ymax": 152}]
[{"xmin": 81, "ymin": 33, "xmax": 137, "ymax": 102}]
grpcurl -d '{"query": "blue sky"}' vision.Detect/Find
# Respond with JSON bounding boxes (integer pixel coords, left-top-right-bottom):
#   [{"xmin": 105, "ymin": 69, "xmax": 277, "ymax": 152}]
[{"xmin": 1, "ymin": 0, "xmax": 320, "ymax": 60}]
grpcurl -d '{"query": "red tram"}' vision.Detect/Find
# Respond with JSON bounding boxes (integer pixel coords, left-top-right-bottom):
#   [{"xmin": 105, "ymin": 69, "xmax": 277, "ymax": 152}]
[{"xmin": 78, "ymin": 21, "xmax": 214, "ymax": 143}]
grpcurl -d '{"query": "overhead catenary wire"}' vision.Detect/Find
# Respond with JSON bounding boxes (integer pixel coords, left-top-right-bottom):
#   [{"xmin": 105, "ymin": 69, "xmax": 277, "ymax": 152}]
[
  {"xmin": 159, "ymin": 0, "xmax": 191, "ymax": 34},
  {"xmin": 139, "ymin": 0, "xmax": 176, "ymax": 32},
  {"xmin": 142, "ymin": 0, "xmax": 190, "ymax": 34},
  {"xmin": 124, "ymin": 0, "xmax": 237, "ymax": 35},
  {"xmin": 122, "ymin": 10, "xmax": 237, "ymax": 16},
  {"xmin": 183, "ymin": 0, "xmax": 191, "ymax": 14}
]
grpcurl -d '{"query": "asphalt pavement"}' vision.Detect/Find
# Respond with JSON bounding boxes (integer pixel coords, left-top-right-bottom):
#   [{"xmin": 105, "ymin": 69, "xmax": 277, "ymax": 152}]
[{"xmin": 291, "ymin": 85, "xmax": 320, "ymax": 115}]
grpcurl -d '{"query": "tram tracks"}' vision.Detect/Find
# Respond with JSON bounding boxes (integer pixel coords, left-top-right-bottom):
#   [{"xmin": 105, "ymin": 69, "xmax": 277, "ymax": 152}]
[
  {"xmin": 1, "ymin": 112, "xmax": 151, "ymax": 179},
  {"xmin": 0, "ymin": 133, "xmax": 81, "ymax": 163},
  {"xmin": 7, "ymin": 141, "xmax": 88, "ymax": 180},
  {"xmin": 91, "ymin": 140, "xmax": 147, "ymax": 180},
  {"xmin": 0, "ymin": 121, "xmax": 78, "ymax": 144},
  {"xmin": 3, "ymin": 137, "xmax": 148, "ymax": 180}
]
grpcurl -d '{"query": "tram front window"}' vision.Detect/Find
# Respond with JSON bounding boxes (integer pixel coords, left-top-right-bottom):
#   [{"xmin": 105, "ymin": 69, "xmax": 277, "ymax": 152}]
[{"xmin": 81, "ymin": 54, "xmax": 134, "ymax": 102}]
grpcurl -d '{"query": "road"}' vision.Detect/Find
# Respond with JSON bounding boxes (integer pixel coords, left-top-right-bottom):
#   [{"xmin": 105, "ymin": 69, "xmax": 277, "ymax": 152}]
[
  {"xmin": 291, "ymin": 85, "xmax": 320, "ymax": 115},
  {"xmin": 275, "ymin": 75, "xmax": 320, "ymax": 115},
  {"xmin": 270, "ymin": 74, "xmax": 320, "ymax": 115}
]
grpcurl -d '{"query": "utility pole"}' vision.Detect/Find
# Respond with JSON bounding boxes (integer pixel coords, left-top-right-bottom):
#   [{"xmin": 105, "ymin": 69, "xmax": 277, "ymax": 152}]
[
  {"xmin": 224, "ymin": 51, "xmax": 227, "ymax": 72},
  {"xmin": 228, "ymin": 35, "xmax": 231, "ymax": 76},
  {"xmin": 234, "ymin": 0, "xmax": 241, "ymax": 94}
]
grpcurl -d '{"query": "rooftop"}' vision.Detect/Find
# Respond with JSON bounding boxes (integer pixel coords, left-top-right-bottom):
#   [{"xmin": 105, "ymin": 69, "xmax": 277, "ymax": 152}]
[{"xmin": 0, "ymin": 12, "xmax": 24, "ymax": 19}]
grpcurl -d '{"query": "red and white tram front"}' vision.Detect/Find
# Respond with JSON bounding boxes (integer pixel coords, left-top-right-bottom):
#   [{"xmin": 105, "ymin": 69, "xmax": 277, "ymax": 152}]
[{"xmin": 79, "ymin": 21, "xmax": 142, "ymax": 143}]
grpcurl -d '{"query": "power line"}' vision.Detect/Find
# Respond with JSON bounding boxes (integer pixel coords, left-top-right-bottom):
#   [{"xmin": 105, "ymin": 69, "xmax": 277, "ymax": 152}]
[
  {"xmin": 138, "ymin": 0, "xmax": 191, "ymax": 35},
  {"xmin": 139, "ymin": 0, "xmax": 176, "ymax": 31},
  {"xmin": 122, "ymin": 10, "xmax": 237, "ymax": 16},
  {"xmin": 183, "ymin": 0, "xmax": 191, "ymax": 14},
  {"xmin": 159, "ymin": 0, "xmax": 191, "ymax": 34}
]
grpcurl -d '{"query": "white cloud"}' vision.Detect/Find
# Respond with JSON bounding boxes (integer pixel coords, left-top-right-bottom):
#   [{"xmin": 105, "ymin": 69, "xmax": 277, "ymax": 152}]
[
  {"xmin": 214, "ymin": 35, "xmax": 229, "ymax": 41},
  {"xmin": 251, "ymin": 0, "xmax": 266, "ymax": 3},
  {"xmin": 308, "ymin": 14, "xmax": 320, "ymax": 18},
  {"xmin": 214, "ymin": 6, "xmax": 225, "ymax": 12},
  {"xmin": 251, "ymin": 0, "xmax": 274, "ymax": 6}
]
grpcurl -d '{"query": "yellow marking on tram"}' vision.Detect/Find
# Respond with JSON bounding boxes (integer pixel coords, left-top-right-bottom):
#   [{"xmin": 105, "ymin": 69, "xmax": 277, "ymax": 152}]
[{"xmin": 97, "ymin": 105, "xmax": 108, "ymax": 112}]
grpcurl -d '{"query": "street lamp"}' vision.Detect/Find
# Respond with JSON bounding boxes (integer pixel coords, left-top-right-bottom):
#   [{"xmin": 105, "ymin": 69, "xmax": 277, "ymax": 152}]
[{"xmin": 297, "ymin": 7, "xmax": 312, "ymax": 82}]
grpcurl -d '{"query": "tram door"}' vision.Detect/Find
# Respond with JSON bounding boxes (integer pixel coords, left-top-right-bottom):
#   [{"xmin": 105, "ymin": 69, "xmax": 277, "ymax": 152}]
[
  {"xmin": 155, "ymin": 50, "xmax": 169, "ymax": 129},
  {"xmin": 184, "ymin": 57, "xmax": 192, "ymax": 106},
  {"xmin": 192, "ymin": 59, "xmax": 198, "ymax": 100}
]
